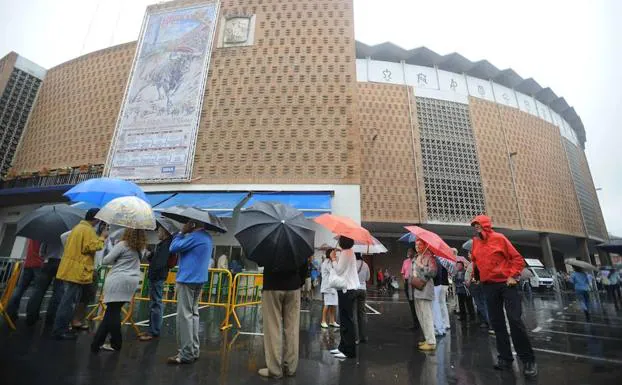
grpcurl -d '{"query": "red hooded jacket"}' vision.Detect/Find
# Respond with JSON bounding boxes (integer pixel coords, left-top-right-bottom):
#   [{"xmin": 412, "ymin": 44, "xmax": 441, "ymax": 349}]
[{"xmin": 470, "ymin": 215, "xmax": 524, "ymax": 284}]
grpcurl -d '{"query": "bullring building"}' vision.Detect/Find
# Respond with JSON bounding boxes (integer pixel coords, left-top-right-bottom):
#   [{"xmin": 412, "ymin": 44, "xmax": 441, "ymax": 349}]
[{"xmin": 0, "ymin": 0, "xmax": 609, "ymax": 276}]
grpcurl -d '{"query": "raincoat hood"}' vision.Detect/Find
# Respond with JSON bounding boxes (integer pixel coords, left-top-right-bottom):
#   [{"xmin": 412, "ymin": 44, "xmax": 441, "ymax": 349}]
[{"xmin": 471, "ymin": 215, "xmax": 493, "ymax": 239}]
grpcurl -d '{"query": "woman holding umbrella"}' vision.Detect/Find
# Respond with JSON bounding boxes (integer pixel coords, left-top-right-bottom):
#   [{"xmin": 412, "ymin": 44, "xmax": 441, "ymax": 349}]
[
  {"xmin": 91, "ymin": 228, "xmax": 146, "ymax": 352},
  {"xmin": 410, "ymin": 238, "xmax": 438, "ymax": 351},
  {"xmin": 329, "ymin": 236, "xmax": 360, "ymax": 359}
]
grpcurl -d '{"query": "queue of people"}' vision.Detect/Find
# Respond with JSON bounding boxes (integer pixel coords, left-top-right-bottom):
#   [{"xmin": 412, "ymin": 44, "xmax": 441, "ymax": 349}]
[{"xmin": 9, "ymin": 210, "xmax": 579, "ymax": 380}]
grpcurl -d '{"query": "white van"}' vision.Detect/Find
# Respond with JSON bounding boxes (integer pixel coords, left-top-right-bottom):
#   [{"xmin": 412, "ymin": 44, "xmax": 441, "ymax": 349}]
[{"xmin": 524, "ymin": 258, "xmax": 554, "ymax": 289}]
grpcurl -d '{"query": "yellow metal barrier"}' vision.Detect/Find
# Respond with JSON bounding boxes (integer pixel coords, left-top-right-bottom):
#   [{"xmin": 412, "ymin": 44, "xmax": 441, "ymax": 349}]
[
  {"xmin": 133, "ymin": 264, "xmax": 234, "ymax": 330},
  {"xmin": 0, "ymin": 260, "xmax": 22, "ymax": 330},
  {"xmin": 224, "ymin": 272, "xmax": 264, "ymax": 329},
  {"xmin": 86, "ymin": 265, "xmax": 141, "ymax": 335}
]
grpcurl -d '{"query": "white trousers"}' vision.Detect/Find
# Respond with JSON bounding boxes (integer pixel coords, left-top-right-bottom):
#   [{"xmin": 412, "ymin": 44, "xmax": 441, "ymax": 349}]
[
  {"xmin": 415, "ymin": 299, "xmax": 436, "ymax": 345},
  {"xmin": 433, "ymin": 285, "xmax": 451, "ymax": 333}
]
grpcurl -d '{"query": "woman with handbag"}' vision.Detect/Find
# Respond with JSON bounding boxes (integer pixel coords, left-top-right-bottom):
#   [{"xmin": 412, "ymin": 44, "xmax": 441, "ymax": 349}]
[
  {"xmin": 410, "ymin": 239, "xmax": 438, "ymax": 351},
  {"xmin": 320, "ymin": 248, "xmax": 339, "ymax": 328},
  {"xmin": 328, "ymin": 236, "xmax": 360, "ymax": 359},
  {"xmin": 91, "ymin": 228, "xmax": 145, "ymax": 352}
]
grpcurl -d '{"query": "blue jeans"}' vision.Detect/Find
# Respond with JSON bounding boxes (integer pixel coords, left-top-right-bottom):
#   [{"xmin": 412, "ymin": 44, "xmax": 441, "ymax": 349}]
[
  {"xmin": 470, "ymin": 283, "xmax": 490, "ymax": 324},
  {"xmin": 26, "ymin": 258, "xmax": 64, "ymax": 325},
  {"xmin": 148, "ymin": 279, "xmax": 165, "ymax": 336},
  {"xmin": 6, "ymin": 267, "xmax": 41, "ymax": 319},
  {"xmin": 52, "ymin": 281, "xmax": 83, "ymax": 336},
  {"xmin": 576, "ymin": 290, "xmax": 590, "ymax": 312}
]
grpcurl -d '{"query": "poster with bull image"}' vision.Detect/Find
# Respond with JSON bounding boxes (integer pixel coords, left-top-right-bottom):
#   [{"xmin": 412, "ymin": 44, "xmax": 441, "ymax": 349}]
[{"xmin": 106, "ymin": 1, "xmax": 220, "ymax": 181}]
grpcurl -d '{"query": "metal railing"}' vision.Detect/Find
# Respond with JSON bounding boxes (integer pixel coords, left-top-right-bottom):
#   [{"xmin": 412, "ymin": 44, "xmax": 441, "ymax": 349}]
[
  {"xmin": 224, "ymin": 272, "xmax": 264, "ymax": 329},
  {"xmin": 0, "ymin": 169, "xmax": 103, "ymax": 190}
]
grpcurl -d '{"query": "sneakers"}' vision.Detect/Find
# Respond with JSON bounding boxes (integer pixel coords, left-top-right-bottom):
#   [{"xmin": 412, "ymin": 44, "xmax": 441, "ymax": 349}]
[
  {"xmin": 523, "ymin": 361, "xmax": 538, "ymax": 378},
  {"xmin": 100, "ymin": 344, "xmax": 116, "ymax": 352},
  {"xmin": 493, "ymin": 359, "xmax": 513, "ymax": 371},
  {"xmin": 330, "ymin": 322, "xmax": 340, "ymax": 328},
  {"xmin": 488, "ymin": 329, "xmax": 496, "ymax": 335},
  {"xmin": 330, "ymin": 349, "xmax": 341, "ymax": 354},
  {"xmin": 320, "ymin": 322, "xmax": 329, "ymax": 328},
  {"xmin": 333, "ymin": 352, "xmax": 347, "ymax": 359},
  {"xmin": 418, "ymin": 343, "xmax": 436, "ymax": 351},
  {"xmin": 258, "ymin": 368, "xmax": 282, "ymax": 378}
]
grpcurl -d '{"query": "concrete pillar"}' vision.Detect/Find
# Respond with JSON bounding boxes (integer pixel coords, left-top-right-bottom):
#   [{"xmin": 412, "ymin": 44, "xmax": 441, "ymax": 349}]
[
  {"xmin": 598, "ymin": 249, "xmax": 613, "ymax": 266},
  {"xmin": 539, "ymin": 233, "xmax": 556, "ymax": 273},
  {"xmin": 576, "ymin": 238, "xmax": 591, "ymax": 263}
]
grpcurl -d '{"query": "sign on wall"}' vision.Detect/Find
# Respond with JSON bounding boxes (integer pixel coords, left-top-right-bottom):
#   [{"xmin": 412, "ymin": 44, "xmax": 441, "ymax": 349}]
[{"xmin": 106, "ymin": 1, "xmax": 220, "ymax": 182}]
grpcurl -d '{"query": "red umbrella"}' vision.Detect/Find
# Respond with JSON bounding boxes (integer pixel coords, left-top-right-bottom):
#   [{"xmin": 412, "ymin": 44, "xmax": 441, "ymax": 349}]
[
  {"xmin": 404, "ymin": 225, "xmax": 456, "ymax": 262},
  {"xmin": 314, "ymin": 214, "xmax": 374, "ymax": 245}
]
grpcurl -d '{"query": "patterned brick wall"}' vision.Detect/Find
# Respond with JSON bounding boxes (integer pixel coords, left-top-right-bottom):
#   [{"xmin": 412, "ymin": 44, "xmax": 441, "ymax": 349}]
[
  {"xmin": 14, "ymin": 0, "xmax": 360, "ymax": 185},
  {"xmin": 12, "ymin": 43, "xmax": 136, "ymax": 171},
  {"xmin": 469, "ymin": 97, "xmax": 584, "ymax": 236},
  {"xmin": 359, "ymin": 83, "xmax": 420, "ymax": 223},
  {"xmin": 0, "ymin": 52, "xmax": 17, "ymax": 98},
  {"xmin": 468, "ymin": 97, "xmax": 521, "ymax": 229},
  {"xmin": 191, "ymin": 0, "xmax": 359, "ymax": 184}
]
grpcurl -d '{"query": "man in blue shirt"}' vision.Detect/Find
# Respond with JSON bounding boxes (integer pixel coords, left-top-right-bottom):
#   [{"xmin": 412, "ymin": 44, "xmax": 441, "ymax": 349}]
[
  {"xmin": 167, "ymin": 220, "xmax": 213, "ymax": 364},
  {"xmin": 570, "ymin": 267, "xmax": 593, "ymax": 321}
]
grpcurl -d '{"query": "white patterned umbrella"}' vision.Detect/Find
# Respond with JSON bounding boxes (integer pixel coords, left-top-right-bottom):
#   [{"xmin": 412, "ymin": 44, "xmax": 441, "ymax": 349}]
[{"xmin": 96, "ymin": 196, "xmax": 156, "ymax": 230}]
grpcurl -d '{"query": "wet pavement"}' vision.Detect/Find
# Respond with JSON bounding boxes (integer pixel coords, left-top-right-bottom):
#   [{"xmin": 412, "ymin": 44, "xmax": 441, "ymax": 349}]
[{"xmin": 1, "ymin": 291, "xmax": 621, "ymax": 385}]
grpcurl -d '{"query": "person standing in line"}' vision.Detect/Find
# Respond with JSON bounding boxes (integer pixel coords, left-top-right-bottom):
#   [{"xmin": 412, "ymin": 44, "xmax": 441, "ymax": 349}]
[
  {"xmin": 432, "ymin": 256, "xmax": 450, "ymax": 337},
  {"xmin": 471, "ymin": 215, "xmax": 537, "ymax": 378},
  {"xmin": 139, "ymin": 225, "xmax": 173, "ymax": 341},
  {"xmin": 355, "ymin": 252, "xmax": 370, "ymax": 344},
  {"xmin": 329, "ymin": 236, "xmax": 360, "ymax": 359},
  {"xmin": 603, "ymin": 268, "xmax": 621, "ymax": 310},
  {"xmin": 320, "ymin": 248, "xmax": 339, "ymax": 328},
  {"xmin": 71, "ymin": 222, "xmax": 113, "ymax": 331},
  {"xmin": 454, "ymin": 262, "xmax": 475, "ymax": 321},
  {"xmin": 25, "ymin": 240, "xmax": 64, "ymax": 326},
  {"xmin": 571, "ymin": 267, "xmax": 594, "ymax": 320},
  {"xmin": 6, "ymin": 239, "xmax": 42, "ymax": 322},
  {"xmin": 167, "ymin": 220, "xmax": 213, "ymax": 365},
  {"xmin": 301, "ymin": 256, "xmax": 314, "ymax": 303},
  {"xmin": 256, "ymin": 248, "xmax": 308, "ymax": 378},
  {"xmin": 91, "ymin": 228, "xmax": 145, "ymax": 352},
  {"xmin": 410, "ymin": 238, "xmax": 438, "ymax": 351},
  {"xmin": 401, "ymin": 248, "xmax": 419, "ymax": 330},
  {"xmin": 217, "ymin": 253, "xmax": 229, "ymax": 270},
  {"xmin": 52, "ymin": 209, "xmax": 107, "ymax": 340},
  {"xmin": 467, "ymin": 263, "xmax": 495, "ymax": 335}
]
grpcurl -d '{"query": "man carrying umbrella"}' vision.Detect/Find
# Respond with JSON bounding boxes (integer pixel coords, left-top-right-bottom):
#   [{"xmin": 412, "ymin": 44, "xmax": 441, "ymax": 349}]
[
  {"xmin": 52, "ymin": 208, "xmax": 107, "ymax": 340},
  {"xmin": 167, "ymin": 219, "xmax": 213, "ymax": 365},
  {"xmin": 5, "ymin": 239, "xmax": 42, "ymax": 322},
  {"xmin": 470, "ymin": 215, "xmax": 537, "ymax": 378}
]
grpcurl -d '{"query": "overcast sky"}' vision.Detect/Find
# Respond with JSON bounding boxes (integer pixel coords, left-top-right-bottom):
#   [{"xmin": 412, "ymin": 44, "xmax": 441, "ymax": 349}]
[{"xmin": 1, "ymin": 0, "xmax": 620, "ymax": 236}]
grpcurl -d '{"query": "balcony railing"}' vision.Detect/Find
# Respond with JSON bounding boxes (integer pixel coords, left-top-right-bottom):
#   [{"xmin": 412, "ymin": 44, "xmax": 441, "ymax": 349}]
[{"xmin": 0, "ymin": 167, "xmax": 103, "ymax": 190}]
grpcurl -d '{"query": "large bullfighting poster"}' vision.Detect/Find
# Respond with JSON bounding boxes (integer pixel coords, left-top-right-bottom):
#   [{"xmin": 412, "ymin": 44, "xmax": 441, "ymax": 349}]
[{"xmin": 106, "ymin": 1, "xmax": 219, "ymax": 181}]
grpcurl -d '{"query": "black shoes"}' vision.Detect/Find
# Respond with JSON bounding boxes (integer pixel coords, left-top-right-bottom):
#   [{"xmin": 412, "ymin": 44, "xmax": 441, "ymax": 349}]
[
  {"xmin": 54, "ymin": 332, "xmax": 78, "ymax": 341},
  {"xmin": 493, "ymin": 359, "xmax": 513, "ymax": 371},
  {"xmin": 523, "ymin": 361, "xmax": 538, "ymax": 377}
]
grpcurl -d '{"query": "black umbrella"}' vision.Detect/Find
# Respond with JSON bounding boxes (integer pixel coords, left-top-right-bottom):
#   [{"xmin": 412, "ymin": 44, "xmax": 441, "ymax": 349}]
[
  {"xmin": 156, "ymin": 206, "xmax": 227, "ymax": 233},
  {"xmin": 16, "ymin": 204, "xmax": 85, "ymax": 243},
  {"xmin": 235, "ymin": 201, "xmax": 315, "ymax": 271}
]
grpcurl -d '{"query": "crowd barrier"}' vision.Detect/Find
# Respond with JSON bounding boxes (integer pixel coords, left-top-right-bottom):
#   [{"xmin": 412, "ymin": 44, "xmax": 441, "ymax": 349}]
[
  {"xmin": 0, "ymin": 257, "xmax": 21, "ymax": 330},
  {"xmin": 224, "ymin": 272, "xmax": 264, "ymax": 329}
]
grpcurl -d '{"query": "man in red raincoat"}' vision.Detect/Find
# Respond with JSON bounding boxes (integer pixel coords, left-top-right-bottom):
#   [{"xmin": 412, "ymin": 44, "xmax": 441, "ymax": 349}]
[{"xmin": 470, "ymin": 215, "xmax": 537, "ymax": 378}]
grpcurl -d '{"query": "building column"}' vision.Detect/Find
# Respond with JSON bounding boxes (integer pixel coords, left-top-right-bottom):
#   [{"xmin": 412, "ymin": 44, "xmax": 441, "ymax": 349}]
[
  {"xmin": 576, "ymin": 237, "xmax": 591, "ymax": 263},
  {"xmin": 539, "ymin": 233, "xmax": 556, "ymax": 273},
  {"xmin": 597, "ymin": 249, "xmax": 612, "ymax": 266}
]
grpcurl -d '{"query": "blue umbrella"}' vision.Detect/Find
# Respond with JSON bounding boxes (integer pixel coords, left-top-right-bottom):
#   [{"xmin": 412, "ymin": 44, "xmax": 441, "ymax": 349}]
[
  {"xmin": 64, "ymin": 177, "xmax": 148, "ymax": 207},
  {"xmin": 398, "ymin": 232, "xmax": 416, "ymax": 244}
]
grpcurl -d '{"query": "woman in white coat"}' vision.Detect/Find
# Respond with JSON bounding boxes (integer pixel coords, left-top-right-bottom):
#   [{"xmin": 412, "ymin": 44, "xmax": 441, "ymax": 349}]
[{"xmin": 320, "ymin": 248, "xmax": 339, "ymax": 328}]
